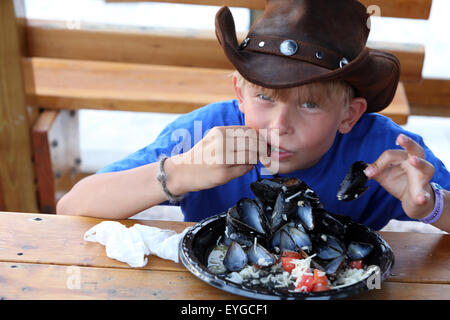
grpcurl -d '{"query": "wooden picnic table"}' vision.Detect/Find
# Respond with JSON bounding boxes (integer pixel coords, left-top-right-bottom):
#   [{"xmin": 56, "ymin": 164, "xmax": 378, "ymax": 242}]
[{"xmin": 0, "ymin": 211, "xmax": 448, "ymax": 300}]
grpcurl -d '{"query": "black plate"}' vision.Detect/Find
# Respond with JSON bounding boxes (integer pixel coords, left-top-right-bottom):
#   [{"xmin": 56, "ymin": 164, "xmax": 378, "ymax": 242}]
[{"xmin": 179, "ymin": 212, "xmax": 394, "ymax": 300}]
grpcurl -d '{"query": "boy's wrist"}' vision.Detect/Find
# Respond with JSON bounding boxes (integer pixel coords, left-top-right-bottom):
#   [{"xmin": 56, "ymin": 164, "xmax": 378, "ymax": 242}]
[
  {"xmin": 164, "ymin": 155, "xmax": 190, "ymax": 196},
  {"xmin": 418, "ymin": 183, "xmax": 444, "ymax": 224},
  {"xmin": 408, "ymin": 183, "xmax": 435, "ymax": 220}
]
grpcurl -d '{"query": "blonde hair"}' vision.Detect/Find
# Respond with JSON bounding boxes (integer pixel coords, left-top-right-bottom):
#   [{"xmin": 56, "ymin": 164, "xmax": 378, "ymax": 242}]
[{"xmin": 233, "ymin": 71, "xmax": 355, "ymax": 108}]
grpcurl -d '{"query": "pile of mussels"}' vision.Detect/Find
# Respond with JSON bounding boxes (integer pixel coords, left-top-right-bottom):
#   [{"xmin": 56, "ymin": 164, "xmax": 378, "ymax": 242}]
[{"xmin": 209, "ymin": 161, "xmax": 374, "ymax": 287}]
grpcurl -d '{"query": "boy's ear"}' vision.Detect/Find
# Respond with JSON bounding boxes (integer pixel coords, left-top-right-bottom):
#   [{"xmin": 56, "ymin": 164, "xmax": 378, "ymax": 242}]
[
  {"xmin": 338, "ymin": 97, "xmax": 367, "ymax": 134},
  {"xmin": 232, "ymin": 75, "xmax": 245, "ymax": 113}
]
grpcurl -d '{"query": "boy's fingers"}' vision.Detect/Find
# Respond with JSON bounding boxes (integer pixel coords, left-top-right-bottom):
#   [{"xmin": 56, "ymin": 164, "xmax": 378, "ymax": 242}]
[
  {"xmin": 396, "ymin": 134, "xmax": 425, "ymax": 159},
  {"xmin": 364, "ymin": 149, "xmax": 407, "ymax": 178},
  {"xmin": 223, "ymin": 127, "xmax": 268, "ymax": 153},
  {"xmin": 228, "ymin": 164, "xmax": 255, "ymax": 177},
  {"xmin": 404, "ymin": 163, "xmax": 433, "ymax": 206},
  {"xmin": 406, "ymin": 155, "xmax": 435, "ymax": 205},
  {"xmin": 408, "ymin": 155, "xmax": 435, "ymax": 180}
]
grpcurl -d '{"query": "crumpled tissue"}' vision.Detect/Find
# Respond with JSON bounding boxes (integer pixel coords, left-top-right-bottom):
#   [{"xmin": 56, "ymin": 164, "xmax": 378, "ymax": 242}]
[{"xmin": 84, "ymin": 221, "xmax": 190, "ymax": 268}]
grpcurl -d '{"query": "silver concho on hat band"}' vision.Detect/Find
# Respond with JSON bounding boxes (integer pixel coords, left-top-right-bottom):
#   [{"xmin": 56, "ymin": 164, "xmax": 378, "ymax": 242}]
[
  {"xmin": 339, "ymin": 57, "xmax": 349, "ymax": 68},
  {"xmin": 240, "ymin": 37, "xmax": 250, "ymax": 49},
  {"xmin": 280, "ymin": 40, "xmax": 298, "ymax": 56}
]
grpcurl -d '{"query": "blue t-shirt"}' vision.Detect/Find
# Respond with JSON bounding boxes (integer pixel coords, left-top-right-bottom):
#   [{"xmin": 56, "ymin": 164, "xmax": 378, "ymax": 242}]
[{"xmin": 98, "ymin": 99, "xmax": 450, "ymax": 230}]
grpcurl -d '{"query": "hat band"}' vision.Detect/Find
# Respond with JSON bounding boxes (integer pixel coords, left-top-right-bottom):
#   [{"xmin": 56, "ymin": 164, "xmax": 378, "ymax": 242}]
[{"xmin": 240, "ymin": 35, "xmax": 348, "ymax": 70}]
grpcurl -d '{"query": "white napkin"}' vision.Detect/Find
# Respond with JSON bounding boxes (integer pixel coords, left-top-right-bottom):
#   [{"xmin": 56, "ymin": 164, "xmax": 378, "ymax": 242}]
[{"xmin": 84, "ymin": 221, "xmax": 190, "ymax": 268}]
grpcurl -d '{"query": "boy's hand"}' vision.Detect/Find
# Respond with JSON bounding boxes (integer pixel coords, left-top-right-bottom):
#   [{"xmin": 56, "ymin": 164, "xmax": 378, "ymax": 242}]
[
  {"xmin": 364, "ymin": 133, "xmax": 436, "ymax": 220},
  {"xmin": 166, "ymin": 126, "xmax": 268, "ymax": 195}
]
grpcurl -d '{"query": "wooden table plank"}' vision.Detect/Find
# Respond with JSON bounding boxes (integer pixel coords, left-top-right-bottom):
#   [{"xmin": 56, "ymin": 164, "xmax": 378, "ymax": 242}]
[
  {"xmin": 0, "ymin": 212, "xmax": 448, "ymax": 285},
  {"xmin": 353, "ymin": 282, "xmax": 450, "ymax": 300},
  {"xmin": 382, "ymin": 231, "xmax": 450, "ymax": 285},
  {"xmin": 1, "ymin": 262, "xmax": 447, "ymax": 300},
  {"xmin": 0, "ymin": 212, "xmax": 192, "ymax": 272},
  {"xmin": 0, "ymin": 262, "xmax": 241, "ymax": 300}
]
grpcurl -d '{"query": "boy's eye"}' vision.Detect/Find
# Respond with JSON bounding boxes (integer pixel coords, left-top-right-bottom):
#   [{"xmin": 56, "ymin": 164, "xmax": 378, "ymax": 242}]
[
  {"xmin": 257, "ymin": 94, "xmax": 274, "ymax": 102},
  {"xmin": 301, "ymin": 101, "xmax": 318, "ymax": 109}
]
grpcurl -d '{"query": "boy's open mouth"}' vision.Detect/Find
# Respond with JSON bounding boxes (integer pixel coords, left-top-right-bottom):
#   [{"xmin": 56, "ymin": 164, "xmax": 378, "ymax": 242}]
[{"xmin": 267, "ymin": 143, "xmax": 294, "ymax": 161}]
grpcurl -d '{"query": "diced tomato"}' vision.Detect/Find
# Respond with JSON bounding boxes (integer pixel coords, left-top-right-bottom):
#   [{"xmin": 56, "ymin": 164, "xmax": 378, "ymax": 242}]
[
  {"xmin": 349, "ymin": 259, "xmax": 363, "ymax": 269},
  {"xmin": 295, "ymin": 273, "xmax": 315, "ymax": 292},
  {"xmin": 311, "ymin": 283, "xmax": 331, "ymax": 292},
  {"xmin": 281, "ymin": 251, "xmax": 304, "ymax": 273},
  {"xmin": 281, "ymin": 257, "xmax": 298, "ymax": 273},
  {"xmin": 282, "ymin": 250, "xmax": 303, "ymax": 259},
  {"xmin": 313, "ymin": 269, "xmax": 329, "ymax": 286}
]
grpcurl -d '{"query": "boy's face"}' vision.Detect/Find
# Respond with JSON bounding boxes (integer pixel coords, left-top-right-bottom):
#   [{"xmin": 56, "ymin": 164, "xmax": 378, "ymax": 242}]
[{"xmin": 234, "ymin": 77, "xmax": 366, "ymax": 173}]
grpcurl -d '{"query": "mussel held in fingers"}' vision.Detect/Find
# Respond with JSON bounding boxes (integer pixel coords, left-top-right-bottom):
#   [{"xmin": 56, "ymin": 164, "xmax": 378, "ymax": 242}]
[{"xmin": 337, "ymin": 161, "xmax": 369, "ymax": 201}]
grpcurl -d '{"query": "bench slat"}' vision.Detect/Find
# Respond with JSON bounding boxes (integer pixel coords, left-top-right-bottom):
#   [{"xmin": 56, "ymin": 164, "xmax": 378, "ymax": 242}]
[
  {"xmin": 32, "ymin": 57, "xmax": 410, "ymax": 124},
  {"xmin": 405, "ymin": 79, "xmax": 450, "ymax": 117},
  {"xmin": 105, "ymin": 0, "xmax": 433, "ymax": 19},
  {"xmin": 27, "ymin": 21, "xmax": 424, "ymax": 81}
]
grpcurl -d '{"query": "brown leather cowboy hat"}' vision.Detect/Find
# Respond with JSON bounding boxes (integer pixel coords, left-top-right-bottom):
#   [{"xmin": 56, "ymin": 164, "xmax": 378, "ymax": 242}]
[{"xmin": 215, "ymin": 0, "xmax": 400, "ymax": 113}]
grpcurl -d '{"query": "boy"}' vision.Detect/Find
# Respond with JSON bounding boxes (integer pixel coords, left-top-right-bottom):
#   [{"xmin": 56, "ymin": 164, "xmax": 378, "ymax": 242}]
[{"xmin": 57, "ymin": 0, "xmax": 449, "ymax": 233}]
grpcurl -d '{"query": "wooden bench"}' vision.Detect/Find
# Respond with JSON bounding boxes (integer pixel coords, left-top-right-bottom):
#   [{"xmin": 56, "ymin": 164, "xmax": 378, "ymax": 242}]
[{"xmin": 2, "ymin": 0, "xmax": 447, "ymax": 214}]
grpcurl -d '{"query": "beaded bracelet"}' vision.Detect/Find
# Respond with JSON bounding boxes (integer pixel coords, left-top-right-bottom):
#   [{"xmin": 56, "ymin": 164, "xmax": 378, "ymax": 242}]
[
  {"xmin": 157, "ymin": 155, "xmax": 186, "ymax": 203},
  {"xmin": 419, "ymin": 182, "xmax": 444, "ymax": 224}
]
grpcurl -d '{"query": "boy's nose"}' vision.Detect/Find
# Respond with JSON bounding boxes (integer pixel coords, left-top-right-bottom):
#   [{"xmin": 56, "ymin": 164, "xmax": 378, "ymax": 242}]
[{"xmin": 270, "ymin": 105, "xmax": 293, "ymax": 135}]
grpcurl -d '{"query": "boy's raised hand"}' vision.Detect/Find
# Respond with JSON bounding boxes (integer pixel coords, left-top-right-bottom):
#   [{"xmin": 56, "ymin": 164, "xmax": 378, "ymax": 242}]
[
  {"xmin": 364, "ymin": 133, "xmax": 436, "ymax": 220},
  {"xmin": 167, "ymin": 126, "xmax": 268, "ymax": 195}
]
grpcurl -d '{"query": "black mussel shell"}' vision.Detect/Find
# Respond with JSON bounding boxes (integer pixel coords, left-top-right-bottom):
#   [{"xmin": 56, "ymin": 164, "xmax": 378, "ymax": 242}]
[
  {"xmin": 278, "ymin": 228, "xmax": 312, "ymax": 253},
  {"xmin": 223, "ymin": 222, "xmax": 255, "ymax": 247},
  {"xmin": 270, "ymin": 192, "xmax": 296, "ymax": 232},
  {"xmin": 287, "ymin": 227, "xmax": 312, "ymax": 252},
  {"xmin": 347, "ymin": 241, "xmax": 374, "ymax": 260},
  {"xmin": 316, "ymin": 243, "xmax": 343, "ymax": 260},
  {"xmin": 270, "ymin": 224, "xmax": 287, "ymax": 250},
  {"xmin": 324, "ymin": 255, "xmax": 346, "ymax": 276},
  {"xmin": 314, "ymin": 234, "xmax": 345, "ymax": 260},
  {"xmin": 250, "ymin": 177, "xmax": 308, "ymax": 206},
  {"xmin": 337, "ymin": 161, "xmax": 369, "ymax": 201},
  {"xmin": 314, "ymin": 209, "xmax": 346, "ymax": 237},
  {"xmin": 247, "ymin": 239, "xmax": 277, "ymax": 268},
  {"xmin": 296, "ymin": 200, "xmax": 314, "ymax": 231},
  {"xmin": 233, "ymin": 198, "xmax": 270, "ymax": 236},
  {"xmin": 223, "ymin": 241, "xmax": 248, "ymax": 272},
  {"xmin": 302, "ymin": 188, "xmax": 322, "ymax": 208},
  {"xmin": 279, "ymin": 229, "xmax": 297, "ymax": 253}
]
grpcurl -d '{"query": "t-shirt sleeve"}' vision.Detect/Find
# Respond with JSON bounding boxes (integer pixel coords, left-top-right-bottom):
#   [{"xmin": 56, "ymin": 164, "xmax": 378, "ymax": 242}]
[
  {"xmin": 96, "ymin": 100, "xmax": 241, "ymax": 174},
  {"xmin": 95, "ymin": 100, "xmax": 243, "ymax": 207},
  {"xmin": 96, "ymin": 120, "xmax": 184, "ymax": 174}
]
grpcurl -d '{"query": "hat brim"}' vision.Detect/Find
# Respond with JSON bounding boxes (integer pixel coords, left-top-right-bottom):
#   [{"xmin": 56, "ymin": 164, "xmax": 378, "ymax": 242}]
[{"xmin": 215, "ymin": 7, "xmax": 400, "ymax": 113}]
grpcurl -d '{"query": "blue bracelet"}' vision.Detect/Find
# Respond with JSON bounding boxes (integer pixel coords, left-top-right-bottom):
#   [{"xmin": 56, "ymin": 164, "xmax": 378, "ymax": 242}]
[{"xmin": 419, "ymin": 182, "xmax": 444, "ymax": 224}]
